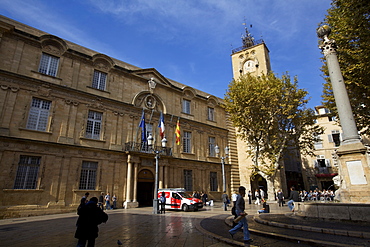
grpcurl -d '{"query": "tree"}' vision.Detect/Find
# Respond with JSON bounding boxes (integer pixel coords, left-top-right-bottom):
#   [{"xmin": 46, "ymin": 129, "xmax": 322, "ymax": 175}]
[
  {"xmin": 224, "ymin": 72, "xmax": 322, "ymax": 199},
  {"xmin": 321, "ymin": 0, "xmax": 370, "ymax": 135}
]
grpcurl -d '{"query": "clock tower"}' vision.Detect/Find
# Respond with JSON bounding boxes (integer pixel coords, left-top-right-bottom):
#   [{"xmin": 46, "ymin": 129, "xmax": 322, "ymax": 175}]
[
  {"xmin": 228, "ymin": 25, "xmax": 287, "ymax": 200},
  {"xmin": 231, "ymin": 25, "xmax": 271, "ymax": 79}
]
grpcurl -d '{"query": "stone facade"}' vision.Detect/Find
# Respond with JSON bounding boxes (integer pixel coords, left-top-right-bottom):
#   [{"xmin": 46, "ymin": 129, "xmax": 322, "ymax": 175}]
[
  {"xmin": 0, "ymin": 16, "xmax": 234, "ymax": 218},
  {"xmin": 230, "ymin": 31, "xmax": 287, "ymax": 199},
  {"xmin": 301, "ymin": 106, "xmax": 341, "ymax": 191}
]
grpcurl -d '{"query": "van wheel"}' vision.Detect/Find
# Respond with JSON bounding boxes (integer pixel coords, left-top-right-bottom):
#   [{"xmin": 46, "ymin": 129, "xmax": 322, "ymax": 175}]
[{"xmin": 182, "ymin": 204, "xmax": 189, "ymax": 212}]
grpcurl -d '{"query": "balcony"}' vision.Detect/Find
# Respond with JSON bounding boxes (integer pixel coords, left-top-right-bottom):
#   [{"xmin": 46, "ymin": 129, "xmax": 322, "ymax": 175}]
[
  {"xmin": 124, "ymin": 142, "xmax": 172, "ymax": 156},
  {"xmin": 231, "ymin": 39, "xmax": 264, "ymax": 54},
  {"xmin": 315, "ymin": 166, "xmax": 337, "ymax": 178}
]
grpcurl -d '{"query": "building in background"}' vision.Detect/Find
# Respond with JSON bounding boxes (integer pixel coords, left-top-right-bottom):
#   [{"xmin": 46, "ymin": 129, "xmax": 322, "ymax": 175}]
[
  {"xmin": 230, "ymin": 26, "xmax": 290, "ymax": 198},
  {"xmin": 301, "ymin": 105, "xmax": 340, "ymax": 192},
  {"xmin": 0, "ymin": 15, "xmax": 233, "ymax": 218}
]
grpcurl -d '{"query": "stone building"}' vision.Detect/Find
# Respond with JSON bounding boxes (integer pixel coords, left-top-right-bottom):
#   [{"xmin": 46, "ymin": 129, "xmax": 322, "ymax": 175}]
[
  {"xmin": 301, "ymin": 106, "xmax": 341, "ymax": 191},
  {"xmin": 230, "ymin": 26, "xmax": 289, "ymax": 199},
  {"xmin": 0, "ymin": 15, "xmax": 237, "ymax": 218}
]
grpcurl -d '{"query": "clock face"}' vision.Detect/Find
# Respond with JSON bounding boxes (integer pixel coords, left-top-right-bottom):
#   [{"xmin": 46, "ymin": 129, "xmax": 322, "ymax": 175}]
[{"xmin": 243, "ymin": 60, "xmax": 256, "ymax": 73}]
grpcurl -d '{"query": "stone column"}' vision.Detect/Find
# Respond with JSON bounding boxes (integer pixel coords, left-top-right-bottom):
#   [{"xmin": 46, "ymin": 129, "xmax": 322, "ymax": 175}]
[
  {"xmin": 133, "ymin": 163, "xmax": 138, "ymax": 202},
  {"xmin": 124, "ymin": 155, "xmax": 139, "ymax": 208},
  {"xmin": 125, "ymin": 161, "xmax": 132, "ymax": 202},
  {"xmin": 164, "ymin": 163, "xmax": 169, "ymax": 188},
  {"xmin": 159, "ymin": 164, "xmax": 164, "ymax": 189},
  {"xmin": 317, "ymin": 25, "xmax": 369, "ymax": 203}
]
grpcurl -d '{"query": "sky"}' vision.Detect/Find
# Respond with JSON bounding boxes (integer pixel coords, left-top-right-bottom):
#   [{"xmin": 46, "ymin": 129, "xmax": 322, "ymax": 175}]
[{"xmin": 0, "ymin": 0, "xmax": 332, "ymax": 109}]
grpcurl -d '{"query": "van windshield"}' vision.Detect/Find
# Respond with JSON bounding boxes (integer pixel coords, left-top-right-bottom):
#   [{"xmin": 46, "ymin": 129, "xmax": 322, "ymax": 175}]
[{"xmin": 178, "ymin": 192, "xmax": 192, "ymax": 198}]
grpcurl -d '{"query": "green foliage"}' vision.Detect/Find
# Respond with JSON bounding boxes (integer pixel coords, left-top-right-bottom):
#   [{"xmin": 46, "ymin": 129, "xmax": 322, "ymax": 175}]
[
  {"xmin": 321, "ymin": 0, "xmax": 370, "ymax": 135},
  {"xmin": 224, "ymin": 72, "xmax": 322, "ymax": 178}
]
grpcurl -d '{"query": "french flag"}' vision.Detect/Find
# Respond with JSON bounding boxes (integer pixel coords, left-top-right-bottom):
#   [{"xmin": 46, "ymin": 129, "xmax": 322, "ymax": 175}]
[{"xmin": 158, "ymin": 112, "xmax": 165, "ymax": 139}]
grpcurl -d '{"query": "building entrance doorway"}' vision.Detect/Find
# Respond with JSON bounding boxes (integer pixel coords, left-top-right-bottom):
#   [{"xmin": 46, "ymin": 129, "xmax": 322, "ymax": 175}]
[
  {"xmin": 137, "ymin": 169, "xmax": 154, "ymax": 207},
  {"xmin": 250, "ymin": 175, "xmax": 267, "ymax": 199}
]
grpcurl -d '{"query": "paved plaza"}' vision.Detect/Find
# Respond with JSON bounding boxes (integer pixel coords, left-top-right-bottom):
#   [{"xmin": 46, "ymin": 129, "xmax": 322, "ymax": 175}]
[
  {"xmin": 0, "ymin": 202, "xmax": 287, "ymax": 247},
  {"xmin": 0, "ymin": 202, "xmax": 369, "ymax": 247}
]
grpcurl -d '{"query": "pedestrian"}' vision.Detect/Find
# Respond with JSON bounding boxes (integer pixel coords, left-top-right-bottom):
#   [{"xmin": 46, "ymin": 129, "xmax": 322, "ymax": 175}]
[
  {"xmin": 98, "ymin": 192, "xmax": 104, "ymax": 210},
  {"xmin": 80, "ymin": 192, "xmax": 90, "ymax": 205},
  {"xmin": 159, "ymin": 192, "xmax": 166, "ymax": 214},
  {"xmin": 254, "ymin": 189, "xmax": 261, "ymax": 205},
  {"xmin": 259, "ymin": 188, "xmax": 265, "ymax": 200},
  {"xmin": 193, "ymin": 191, "xmax": 200, "ymax": 199},
  {"xmin": 247, "ymin": 190, "xmax": 252, "ymax": 204},
  {"xmin": 231, "ymin": 191, "xmax": 238, "ymax": 227},
  {"xmin": 231, "ymin": 190, "xmax": 238, "ymax": 207},
  {"xmin": 112, "ymin": 194, "xmax": 117, "ymax": 209},
  {"xmin": 229, "ymin": 186, "xmax": 253, "ymax": 244},
  {"xmin": 287, "ymin": 187, "xmax": 299, "ymax": 212},
  {"xmin": 257, "ymin": 199, "xmax": 270, "ymax": 214},
  {"xmin": 75, "ymin": 197, "xmax": 108, "ymax": 247},
  {"xmin": 221, "ymin": 191, "xmax": 229, "ymax": 211},
  {"xmin": 201, "ymin": 191, "xmax": 208, "ymax": 206},
  {"xmin": 105, "ymin": 192, "xmax": 111, "ymax": 210},
  {"xmin": 276, "ymin": 189, "xmax": 284, "ymax": 207}
]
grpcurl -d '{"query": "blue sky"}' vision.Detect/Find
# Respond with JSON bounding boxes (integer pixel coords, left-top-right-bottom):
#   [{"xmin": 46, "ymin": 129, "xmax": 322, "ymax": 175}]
[{"xmin": 1, "ymin": 0, "xmax": 331, "ymax": 109}]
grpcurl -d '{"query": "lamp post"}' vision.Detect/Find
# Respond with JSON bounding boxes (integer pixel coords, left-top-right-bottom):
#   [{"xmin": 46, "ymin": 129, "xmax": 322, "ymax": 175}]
[
  {"xmin": 215, "ymin": 145, "xmax": 229, "ymax": 192},
  {"xmin": 147, "ymin": 133, "xmax": 167, "ymax": 214}
]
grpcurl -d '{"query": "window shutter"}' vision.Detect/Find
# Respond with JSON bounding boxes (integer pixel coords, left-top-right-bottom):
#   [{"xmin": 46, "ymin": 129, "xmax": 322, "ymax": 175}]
[
  {"xmin": 328, "ymin": 134, "xmax": 333, "ymax": 143},
  {"xmin": 314, "ymin": 160, "xmax": 318, "ymax": 168}
]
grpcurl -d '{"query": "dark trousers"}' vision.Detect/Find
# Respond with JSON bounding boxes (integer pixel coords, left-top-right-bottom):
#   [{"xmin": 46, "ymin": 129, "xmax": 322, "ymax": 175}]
[
  {"xmin": 77, "ymin": 238, "xmax": 95, "ymax": 247},
  {"xmin": 160, "ymin": 203, "xmax": 165, "ymax": 214}
]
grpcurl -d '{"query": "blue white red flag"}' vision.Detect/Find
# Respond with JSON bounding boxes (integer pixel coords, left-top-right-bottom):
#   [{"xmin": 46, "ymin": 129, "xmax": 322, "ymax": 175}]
[
  {"xmin": 139, "ymin": 110, "xmax": 146, "ymax": 142},
  {"xmin": 158, "ymin": 112, "xmax": 165, "ymax": 139}
]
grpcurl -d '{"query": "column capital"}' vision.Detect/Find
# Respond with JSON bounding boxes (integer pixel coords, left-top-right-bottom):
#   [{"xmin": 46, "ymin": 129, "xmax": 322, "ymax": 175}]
[{"xmin": 127, "ymin": 154, "xmax": 140, "ymax": 164}]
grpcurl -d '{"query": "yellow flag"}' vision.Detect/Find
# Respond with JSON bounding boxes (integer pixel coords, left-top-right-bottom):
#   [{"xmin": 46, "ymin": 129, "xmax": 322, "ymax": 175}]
[{"xmin": 175, "ymin": 119, "xmax": 181, "ymax": 145}]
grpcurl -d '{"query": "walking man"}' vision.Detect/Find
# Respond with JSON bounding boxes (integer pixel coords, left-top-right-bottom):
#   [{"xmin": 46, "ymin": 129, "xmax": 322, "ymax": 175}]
[
  {"xmin": 229, "ymin": 186, "xmax": 253, "ymax": 244},
  {"xmin": 287, "ymin": 187, "xmax": 299, "ymax": 212}
]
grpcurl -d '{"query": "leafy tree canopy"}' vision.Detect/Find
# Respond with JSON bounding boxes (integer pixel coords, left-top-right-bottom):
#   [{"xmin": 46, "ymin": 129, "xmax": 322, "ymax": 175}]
[
  {"xmin": 224, "ymin": 72, "xmax": 322, "ymax": 178},
  {"xmin": 321, "ymin": 0, "xmax": 370, "ymax": 135}
]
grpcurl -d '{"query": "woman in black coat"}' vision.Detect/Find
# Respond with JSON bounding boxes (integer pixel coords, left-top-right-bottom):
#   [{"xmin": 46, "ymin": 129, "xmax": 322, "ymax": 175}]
[{"xmin": 75, "ymin": 197, "xmax": 108, "ymax": 247}]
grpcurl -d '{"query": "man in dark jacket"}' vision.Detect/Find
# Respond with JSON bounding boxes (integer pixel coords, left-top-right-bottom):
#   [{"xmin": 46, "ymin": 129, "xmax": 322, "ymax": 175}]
[
  {"xmin": 75, "ymin": 197, "xmax": 108, "ymax": 247},
  {"xmin": 228, "ymin": 186, "xmax": 253, "ymax": 244},
  {"xmin": 287, "ymin": 187, "xmax": 299, "ymax": 212}
]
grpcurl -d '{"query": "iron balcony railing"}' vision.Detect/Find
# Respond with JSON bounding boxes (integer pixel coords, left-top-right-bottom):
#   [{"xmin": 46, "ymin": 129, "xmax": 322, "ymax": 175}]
[
  {"xmin": 124, "ymin": 141, "xmax": 172, "ymax": 156},
  {"xmin": 231, "ymin": 39, "xmax": 265, "ymax": 54}
]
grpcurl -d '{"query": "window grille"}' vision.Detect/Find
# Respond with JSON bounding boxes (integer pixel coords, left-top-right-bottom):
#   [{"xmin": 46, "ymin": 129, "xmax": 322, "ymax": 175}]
[
  {"xmin": 26, "ymin": 98, "xmax": 51, "ymax": 131},
  {"xmin": 13, "ymin": 155, "xmax": 40, "ymax": 189},
  {"xmin": 92, "ymin": 70, "xmax": 107, "ymax": 90},
  {"xmin": 79, "ymin": 161, "xmax": 98, "ymax": 190},
  {"xmin": 85, "ymin": 110, "xmax": 102, "ymax": 139},
  {"xmin": 38, "ymin": 53, "xmax": 59, "ymax": 77},
  {"xmin": 184, "ymin": 170, "xmax": 193, "ymax": 191},
  {"xmin": 183, "ymin": 131, "xmax": 192, "ymax": 153}
]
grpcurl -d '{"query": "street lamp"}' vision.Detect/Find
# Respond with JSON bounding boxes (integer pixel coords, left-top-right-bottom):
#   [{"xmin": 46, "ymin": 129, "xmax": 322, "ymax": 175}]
[
  {"xmin": 215, "ymin": 145, "xmax": 229, "ymax": 193},
  {"xmin": 147, "ymin": 133, "xmax": 167, "ymax": 214}
]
